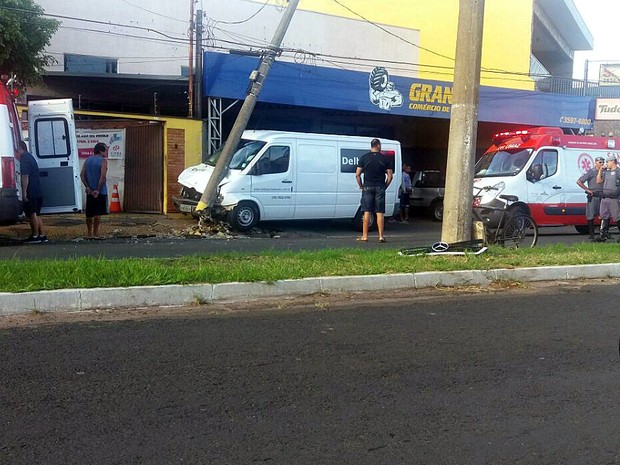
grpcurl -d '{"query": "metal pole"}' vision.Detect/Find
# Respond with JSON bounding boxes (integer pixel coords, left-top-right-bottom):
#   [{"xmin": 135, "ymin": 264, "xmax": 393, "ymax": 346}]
[
  {"xmin": 195, "ymin": 0, "xmax": 300, "ymax": 216},
  {"xmin": 441, "ymin": 0, "xmax": 485, "ymax": 244},
  {"xmin": 188, "ymin": 0, "xmax": 194, "ymax": 118},
  {"xmin": 195, "ymin": 9, "xmax": 203, "ymax": 119},
  {"xmin": 583, "ymin": 59, "xmax": 589, "ymax": 96}
]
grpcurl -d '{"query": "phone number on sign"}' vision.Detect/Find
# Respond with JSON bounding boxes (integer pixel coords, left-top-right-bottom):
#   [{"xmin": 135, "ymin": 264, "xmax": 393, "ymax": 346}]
[{"xmin": 559, "ymin": 116, "xmax": 592, "ymax": 125}]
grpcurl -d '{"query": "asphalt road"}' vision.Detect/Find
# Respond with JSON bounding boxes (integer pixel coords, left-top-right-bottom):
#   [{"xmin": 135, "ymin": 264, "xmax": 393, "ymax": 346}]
[
  {"xmin": 0, "ymin": 217, "xmax": 591, "ymax": 259},
  {"xmin": 2, "ymin": 281, "xmax": 620, "ymax": 464}
]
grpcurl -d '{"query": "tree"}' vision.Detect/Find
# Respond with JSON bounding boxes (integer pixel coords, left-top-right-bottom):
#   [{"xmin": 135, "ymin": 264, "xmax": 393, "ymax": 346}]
[{"xmin": 0, "ymin": 0, "xmax": 59, "ymax": 88}]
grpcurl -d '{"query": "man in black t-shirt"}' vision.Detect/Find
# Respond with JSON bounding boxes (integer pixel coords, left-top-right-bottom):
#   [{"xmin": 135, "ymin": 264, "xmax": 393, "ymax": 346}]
[{"xmin": 355, "ymin": 138, "xmax": 393, "ymax": 242}]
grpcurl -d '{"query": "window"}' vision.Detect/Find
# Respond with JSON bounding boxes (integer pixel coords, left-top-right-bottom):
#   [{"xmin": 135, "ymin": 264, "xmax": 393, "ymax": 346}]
[
  {"xmin": 254, "ymin": 146, "xmax": 290, "ymax": 175},
  {"xmin": 34, "ymin": 118, "xmax": 71, "ymax": 158},
  {"xmin": 527, "ymin": 149, "xmax": 558, "ymax": 181},
  {"xmin": 64, "ymin": 54, "xmax": 118, "ymax": 74}
]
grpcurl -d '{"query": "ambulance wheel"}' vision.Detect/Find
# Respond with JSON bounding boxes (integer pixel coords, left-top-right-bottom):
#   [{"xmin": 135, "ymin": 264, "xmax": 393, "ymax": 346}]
[
  {"xmin": 369, "ymin": 67, "xmax": 389, "ymax": 92},
  {"xmin": 228, "ymin": 202, "xmax": 259, "ymax": 231},
  {"xmin": 574, "ymin": 225, "xmax": 589, "ymax": 235},
  {"xmin": 354, "ymin": 209, "xmax": 376, "ymax": 232}
]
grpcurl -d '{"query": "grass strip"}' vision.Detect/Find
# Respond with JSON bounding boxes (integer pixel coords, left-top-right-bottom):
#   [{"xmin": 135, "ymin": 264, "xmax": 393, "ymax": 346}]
[{"xmin": 0, "ymin": 242, "xmax": 617, "ymax": 293}]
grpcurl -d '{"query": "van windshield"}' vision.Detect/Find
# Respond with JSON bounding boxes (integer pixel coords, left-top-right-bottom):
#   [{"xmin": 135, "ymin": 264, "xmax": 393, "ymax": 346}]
[
  {"xmin": 205, "ymin": 139, "xmax": 267, "ymax": 169},
  {"xmin": 474, "ymin": 148, "xmax": 533, "ymax": 178}
]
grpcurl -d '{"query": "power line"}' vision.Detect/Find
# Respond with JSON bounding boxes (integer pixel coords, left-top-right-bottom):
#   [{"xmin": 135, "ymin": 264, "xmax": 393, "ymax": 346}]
[
  {"xmin": 212, "ymin": 0, "xmax": 270, "ymax": 25},
  {"xmin": 119, "ymin": 0, "xmax": 188, "ymax": 24}
]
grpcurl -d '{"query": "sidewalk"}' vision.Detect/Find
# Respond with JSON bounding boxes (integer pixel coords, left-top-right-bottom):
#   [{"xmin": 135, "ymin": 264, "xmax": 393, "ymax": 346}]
[
  {"xmin": 0, "ymin": 212, "xmax": 196, "ymax": 242},
  {"xmin": 1, "ymin": 262, "xmax": 618, "ymax": 317}
]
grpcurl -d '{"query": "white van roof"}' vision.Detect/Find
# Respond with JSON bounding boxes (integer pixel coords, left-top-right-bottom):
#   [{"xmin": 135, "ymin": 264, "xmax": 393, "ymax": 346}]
[{"xmin": 241, "ymin": 130, "xmax": 400, "ymax": 146}]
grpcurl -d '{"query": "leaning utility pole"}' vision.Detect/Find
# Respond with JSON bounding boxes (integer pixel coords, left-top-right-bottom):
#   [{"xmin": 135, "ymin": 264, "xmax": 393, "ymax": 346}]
[
  {"xmin": 195, "ymin": 0, "xmax": 300, "ymax": 217},
  {"xmin": 441, "ymin": 0, "xmax": 485, "ymax": 243}
]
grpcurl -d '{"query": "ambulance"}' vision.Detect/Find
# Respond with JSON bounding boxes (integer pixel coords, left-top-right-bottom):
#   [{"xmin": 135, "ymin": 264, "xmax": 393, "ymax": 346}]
[
  {"xmin": 0, "ymin": 80, "xmax": 81, "ymax": 224},
  {"xmin": 174, "ymin": 130, "xmax": 402, "ymax": 231},
  {"xmin": 473, "ymin": 127, "xmax": 620, "ymax": 234}
]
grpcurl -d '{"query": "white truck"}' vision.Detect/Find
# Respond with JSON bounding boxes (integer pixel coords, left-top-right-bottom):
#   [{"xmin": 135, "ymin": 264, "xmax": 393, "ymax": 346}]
[{"xmin": 174, "ymin": 130, "xmax": 402, "ymax": 231}]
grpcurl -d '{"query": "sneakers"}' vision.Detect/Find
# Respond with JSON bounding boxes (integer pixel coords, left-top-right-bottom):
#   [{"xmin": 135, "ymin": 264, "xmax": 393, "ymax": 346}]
[{"xmin": 22, "ymin": 235, "xmax": 49, "ymax": 244}]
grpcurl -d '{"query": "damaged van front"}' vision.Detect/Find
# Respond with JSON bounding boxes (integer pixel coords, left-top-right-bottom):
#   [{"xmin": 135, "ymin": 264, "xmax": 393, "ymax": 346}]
[{"xmin": 173, "ymin": 138, "xmax": 266, "ymax": 222}]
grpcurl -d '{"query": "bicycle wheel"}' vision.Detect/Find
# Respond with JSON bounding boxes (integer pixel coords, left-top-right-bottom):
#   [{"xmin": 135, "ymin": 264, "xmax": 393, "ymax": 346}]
[{"xmin": 501, "ymin": 214, "xmax": 538, "ymax": 248}]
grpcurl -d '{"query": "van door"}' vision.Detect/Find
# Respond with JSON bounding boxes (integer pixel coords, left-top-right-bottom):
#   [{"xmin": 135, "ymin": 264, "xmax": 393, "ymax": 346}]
[
  {"xmin": 28, "ymin": 99, "xmax": 81, "ymax": 214},
  {"xmin": 294, "ymin": 141, "xmax": 337, "ymax": 219},
  {"xmin": 249, "ymin": 143, "xmax": 294, "ymax": 220},
  {"xmin": 526, "ymin": 148, "xmax": 569, "ymax": 225}
]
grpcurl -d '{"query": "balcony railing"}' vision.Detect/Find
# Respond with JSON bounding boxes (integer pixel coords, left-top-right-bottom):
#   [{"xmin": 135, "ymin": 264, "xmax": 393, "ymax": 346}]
[{"xmin": 535, "ymin": 77, "xmax": 620, "ymax": 98}]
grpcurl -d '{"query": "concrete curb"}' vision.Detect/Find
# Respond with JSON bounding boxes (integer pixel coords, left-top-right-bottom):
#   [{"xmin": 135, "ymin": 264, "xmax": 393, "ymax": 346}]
[{"xmin": 2, "ymin": 263, "xmax": 620, "ymax": 316}]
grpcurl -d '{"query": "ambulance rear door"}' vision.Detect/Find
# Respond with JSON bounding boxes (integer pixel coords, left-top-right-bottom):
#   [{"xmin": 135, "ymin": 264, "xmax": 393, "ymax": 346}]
[{"xmin": 28, "ymin": 99, "xmax": 82, "ymax": 214}]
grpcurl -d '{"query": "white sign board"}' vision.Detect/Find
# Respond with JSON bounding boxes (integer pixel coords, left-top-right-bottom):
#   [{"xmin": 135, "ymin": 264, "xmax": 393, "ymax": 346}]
[{"xmin": 596, "ymin": 98, "xmax": 620, "ymax": 120}]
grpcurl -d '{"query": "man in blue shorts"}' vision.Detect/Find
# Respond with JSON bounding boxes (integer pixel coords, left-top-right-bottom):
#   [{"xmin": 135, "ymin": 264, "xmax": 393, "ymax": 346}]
[
  {"xmin": 80, "ymin": 142, "xmax": 109, "ymax": 239},
  {"xmin": 355, "ymin": 138, "xmax": 393, "ymax": 242}
]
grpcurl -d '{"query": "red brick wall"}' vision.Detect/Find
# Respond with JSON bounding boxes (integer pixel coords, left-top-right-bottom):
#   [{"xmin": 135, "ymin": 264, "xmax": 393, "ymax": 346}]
[{"xmin": 167, "ymin": 128, "xmax": 185, "ymax": 213}]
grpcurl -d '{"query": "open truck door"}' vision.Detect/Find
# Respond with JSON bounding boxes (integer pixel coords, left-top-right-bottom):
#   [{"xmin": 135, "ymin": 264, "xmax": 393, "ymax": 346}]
[{"xmin": 28, "ymin": 99, "xmax": 82, "ymax": 214}]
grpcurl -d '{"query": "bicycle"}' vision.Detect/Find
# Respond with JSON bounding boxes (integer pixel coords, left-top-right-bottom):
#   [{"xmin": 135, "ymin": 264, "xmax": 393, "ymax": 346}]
[{"xmin": 473, "ymin": 185, "xmax": 538, "ymax": 248}]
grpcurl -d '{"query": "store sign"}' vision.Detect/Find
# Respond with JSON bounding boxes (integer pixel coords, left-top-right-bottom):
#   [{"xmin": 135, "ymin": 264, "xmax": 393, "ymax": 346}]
[
  {"xmin": 595, "ymin": 98, "xmax": 620, "ymax": 120},
  {"xmin": 76, "ymin": 129, "xmax": 126, "ymax": 159},
  {"xmin": 599, "ymin": 64, "xmax": 620, "ymax": 86}
]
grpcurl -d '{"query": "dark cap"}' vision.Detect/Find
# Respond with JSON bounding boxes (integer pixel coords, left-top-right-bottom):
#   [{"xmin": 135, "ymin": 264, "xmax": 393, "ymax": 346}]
[
  {"xmin": 370, "ymin": 138, "xmax": 381, "ymax": 148},
  {"xmin": 595, "ymin": 156, "xmax": 605, "ymax": 162}
]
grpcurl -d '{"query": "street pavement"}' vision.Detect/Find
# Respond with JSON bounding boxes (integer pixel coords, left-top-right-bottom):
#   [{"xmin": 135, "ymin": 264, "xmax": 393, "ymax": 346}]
[
  {"xmin": 0, "ymin": 216, "xmax": 589, "ymax": 260},
  {"xmin": 2, "ymin": 281, "xmax": 619, "ymax": 465}
]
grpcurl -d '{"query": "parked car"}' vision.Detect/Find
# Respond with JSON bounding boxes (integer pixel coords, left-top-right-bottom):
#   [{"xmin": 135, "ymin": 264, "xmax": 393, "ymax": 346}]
[{"xmin": 410, "ymin": 170, "xmax": 445, "ymax": 221}]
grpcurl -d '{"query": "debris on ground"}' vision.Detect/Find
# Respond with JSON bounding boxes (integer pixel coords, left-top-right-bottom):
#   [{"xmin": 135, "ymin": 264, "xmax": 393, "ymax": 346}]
[{"xmin": 0, "ymin": 212, "xmax": 281, "ymax": 242}]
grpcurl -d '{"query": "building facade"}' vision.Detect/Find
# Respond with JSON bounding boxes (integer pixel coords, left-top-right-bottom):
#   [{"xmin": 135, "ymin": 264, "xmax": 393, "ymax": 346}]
[{"xmin": 27, "ymin": 0, "xmax": 595, "ymax": 206}]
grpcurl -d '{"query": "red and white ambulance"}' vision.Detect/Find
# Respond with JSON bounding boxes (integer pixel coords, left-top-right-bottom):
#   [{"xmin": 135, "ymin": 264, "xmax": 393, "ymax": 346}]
[
  {"xmin": 0, "ymin": 81, "xmax": 81, "ymax": 223},
  {"xmin": 473, "ymin": 127, "xmax": 620, "ymax": 234}
]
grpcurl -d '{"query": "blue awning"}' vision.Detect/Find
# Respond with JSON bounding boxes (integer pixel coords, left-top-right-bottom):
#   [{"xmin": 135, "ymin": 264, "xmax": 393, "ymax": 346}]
[{"xmin": 203, "ymin": 51, "xmax": 594, "ymax": 129}]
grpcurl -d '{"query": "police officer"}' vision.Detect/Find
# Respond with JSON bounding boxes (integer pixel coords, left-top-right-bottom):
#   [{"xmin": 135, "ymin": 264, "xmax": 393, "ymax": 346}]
[
  {"xmin": 596, "ymin": 155, "xmax": 620, "ymax": 242},
  {"xmin": 577, "ymin": 156, "xmax": 604, "ymax": 240}
]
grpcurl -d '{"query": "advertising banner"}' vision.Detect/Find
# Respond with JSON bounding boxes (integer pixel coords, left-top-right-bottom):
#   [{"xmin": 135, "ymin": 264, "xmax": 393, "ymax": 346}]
[
  {"xmin": 76, "ymin": 129, "xmax": 126, "ymax": 159},
  {"xmin": 203, "ymin": 52, "xmax": 595, "ymax": 129},
  {"xmin": 599, "ymin": 64, "xmax": 620, "ymax": 86}
]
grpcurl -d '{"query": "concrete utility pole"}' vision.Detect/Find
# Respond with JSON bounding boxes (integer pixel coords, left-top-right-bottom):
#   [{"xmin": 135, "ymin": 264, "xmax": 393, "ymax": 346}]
[
  {"xmin": 441, "ymin": 0, "xmax": 485, "ymax": 244},
  {"xmin": 195, "ymin": 0, "xmax": 300, "ymax": 216}
]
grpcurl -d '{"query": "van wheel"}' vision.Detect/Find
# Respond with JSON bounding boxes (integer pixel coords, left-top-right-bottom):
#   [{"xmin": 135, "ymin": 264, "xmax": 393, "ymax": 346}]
[
  {"xmin": 431, "ymin": 200, "xmax": 443, "ymax": 222},
  {"xmin": 228, "ymin": 202, "xmax": 259, "ymax": 231},
  {"xmin": 353, "ymin": 210, "xmax": 376, "ymax": 232},
  {"xmin": 574, "ymin": 225, "xmax": 589, "ymax": 235}
]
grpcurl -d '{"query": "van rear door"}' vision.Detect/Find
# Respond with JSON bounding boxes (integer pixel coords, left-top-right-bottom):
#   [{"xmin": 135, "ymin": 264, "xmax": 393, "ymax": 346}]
[{"xmin": 28, "ymin": 99, "xmax": 82, "ymax": 214}]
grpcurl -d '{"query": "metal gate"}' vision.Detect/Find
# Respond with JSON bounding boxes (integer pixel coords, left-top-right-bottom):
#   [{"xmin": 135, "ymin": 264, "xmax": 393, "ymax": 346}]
[{"xmin": 124, "ymin": 123, "xmax": 163, "ymax": 212}]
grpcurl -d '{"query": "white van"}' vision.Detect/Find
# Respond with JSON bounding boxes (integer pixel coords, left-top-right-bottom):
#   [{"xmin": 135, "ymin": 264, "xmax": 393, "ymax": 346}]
[
  {"xmin": 473, "ymin": 127, "xmax": 620, "ymax": 234},
  {"xmin": 174, "ymin": 130, "xmax": 402, "ymax": 230}
]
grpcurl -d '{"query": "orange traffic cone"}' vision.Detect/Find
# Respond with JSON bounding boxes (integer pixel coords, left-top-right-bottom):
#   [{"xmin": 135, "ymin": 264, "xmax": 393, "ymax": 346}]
[{"xmin": 109, "ymin": 184, "xmax": 122, "ymax": 213}]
